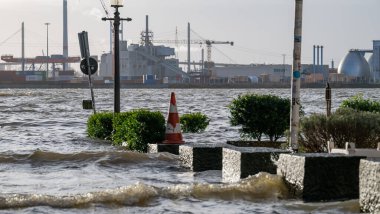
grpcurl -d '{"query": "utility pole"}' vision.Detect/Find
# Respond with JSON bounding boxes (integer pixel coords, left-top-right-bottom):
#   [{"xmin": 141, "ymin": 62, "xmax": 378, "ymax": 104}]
[
  {"xmin": 289, "ymin": 0, "xmax": 304, "ymax": 152},
  {"xmin": 187, "ymin": 22, "xmax": 191, "ymax": 73},
  {"xmin": 21, "ymin": 22, "xmax": 25, "ymax": 72}
]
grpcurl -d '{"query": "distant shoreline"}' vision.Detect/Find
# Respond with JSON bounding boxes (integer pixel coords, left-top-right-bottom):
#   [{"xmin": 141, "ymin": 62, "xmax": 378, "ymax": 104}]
[{"xmin": 1, "ymin": 82, "xmax": 380, "ymax": 89}]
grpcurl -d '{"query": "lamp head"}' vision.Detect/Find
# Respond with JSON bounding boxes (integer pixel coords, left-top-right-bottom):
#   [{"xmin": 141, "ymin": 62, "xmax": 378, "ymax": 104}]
[{"xmin": 111, "ymin": 0, "xmax": 124, "ymax": 7}]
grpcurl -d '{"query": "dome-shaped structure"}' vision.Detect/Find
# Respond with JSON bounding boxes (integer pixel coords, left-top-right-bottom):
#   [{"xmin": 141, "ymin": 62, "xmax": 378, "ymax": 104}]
[
  {"xmin": 368, "ymin": 54, "xmax": 374, "ymax": 73},
  {"xmin": 338, "ymin": 51, "xmax": 370, "ymax": 78}
]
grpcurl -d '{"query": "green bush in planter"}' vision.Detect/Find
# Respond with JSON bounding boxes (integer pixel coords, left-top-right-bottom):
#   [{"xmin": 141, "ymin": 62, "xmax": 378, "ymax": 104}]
[
  {"xmin": 112, "ymin": 112, "xmax": 134, "ymax": 145},
  {"xmin": 300, "ymin": 108, "xmax": 380, "ymax": 152},
  {"xmin": 340, "ymin": 94, "xmax": 380, "ymax": 113},
  {"xmin": 180, "ymin": 112, "xmax": 210, "ymax": 133},
  {"xmin": 299, "ymin": 113, "xmax": 329, "ymax": 153},
  {"xmin": 114, "ymin": 109, "xmax": 166, "ymax": 152},
  {"xmin": 87, "ymin": 112, "xmax": 114, "ymax": 140},
  {"xmin": 229, "ymin": 93, "xmax": 290, "ymax": 142},
  {"xmin": 328, "ymin": 108, "xmax": 380, "ymax": 148}
]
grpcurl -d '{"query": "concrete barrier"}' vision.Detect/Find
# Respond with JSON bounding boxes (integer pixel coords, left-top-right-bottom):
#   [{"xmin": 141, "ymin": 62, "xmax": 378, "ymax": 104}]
[
  {"xmin": 277, "ymin": 153, "xmax": 365, "ymax": 202},
  {"xmin": 179, "ymin": 144, "xmax": 223, "ymax": 172},
  {"xmin": 360, "ymin": 159, "xmax": 380, "ymax": 213},
  {"xmin": 223, "ymin": 147, "xmax": 290, "ymax": 182},
  {"xmin": 147, "ymin": 143, "xmax": 180, "ymax": 155}
]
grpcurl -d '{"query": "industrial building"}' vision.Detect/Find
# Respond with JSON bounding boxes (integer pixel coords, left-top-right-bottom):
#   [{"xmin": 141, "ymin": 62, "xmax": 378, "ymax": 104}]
[{"xmin": 337, "ymin": 40, "xmax": 380, "ymax": 83}]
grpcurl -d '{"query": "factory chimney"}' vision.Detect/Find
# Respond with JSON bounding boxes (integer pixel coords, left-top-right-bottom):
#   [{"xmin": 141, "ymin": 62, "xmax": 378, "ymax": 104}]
[
  {"xmin": 63, "ymin": 0, "xmax": 68, "ymax": 71},
  {"xmin": 313, "ymin": 45, "xmax": 316, "ymax": 77},
  {"xmin": 145, "ymin": 15, "xmax": 149, "ymax": 48},
  {"xmin": 321, "ymin": 46, "xmax": 324, "ymax": 66}
]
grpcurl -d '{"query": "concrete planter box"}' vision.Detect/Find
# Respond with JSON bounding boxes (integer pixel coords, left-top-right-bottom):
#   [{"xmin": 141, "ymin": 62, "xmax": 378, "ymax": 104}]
[
  {"xmin": 179, "ymin": 144, "xmax": 223, "ymax": 171},
  {"xmin": 360, "ymin": 159, "xmax": 380, "ymax": 213},
  {"xmin": 277, "ymin": 153, "xmax": 365, "ymax": 202},
  {"xmin": 147, "ymin": 143, "xmax": 180, "ymax": 155},
  {"xmin": 227, "ymin": 140, "xmax": 285, "ymax": 149},
  {"xmin": 223, "ymin": 147, "xmax": 290, "ymax": 182}
]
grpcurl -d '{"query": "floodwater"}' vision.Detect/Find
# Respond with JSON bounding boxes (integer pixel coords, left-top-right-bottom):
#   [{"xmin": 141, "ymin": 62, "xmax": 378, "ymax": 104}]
[{"xmin": 1, "ymin": 88, "xmax": 375, "ymax": 213}]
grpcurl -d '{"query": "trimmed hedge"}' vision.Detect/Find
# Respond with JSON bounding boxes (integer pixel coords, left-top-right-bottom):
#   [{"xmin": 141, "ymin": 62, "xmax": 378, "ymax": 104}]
[
  {"xmin": 229, "ymin": 93, "xmax": 290, "ymax": 142},
  {"xmin": 112, "ymin": 112, "xmax": 135, "ymax": 145},
  {"xmin": 87, "ymin": 112, "xmax": 114, "ymax": 140},
  {"xmin": 180, "ymin": 112, "xmax": 210, "ymax": 133},
  {"xmin": 87, "ymin": 110, "xmax": 166, "ymax": 152},
  {"xmin": 114, "ymin": 109, "xmax": 166, "ymax": 152},
  {"xmin": 300, "ymin": 108, "xmax": 380, "ymax": 152}
]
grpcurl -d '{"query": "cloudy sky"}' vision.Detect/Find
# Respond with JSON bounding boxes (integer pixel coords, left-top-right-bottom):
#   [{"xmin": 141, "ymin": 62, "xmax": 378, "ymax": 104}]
[{"xmin": 0, "ymin": 0, "xmax": 379, "ymax": 67}]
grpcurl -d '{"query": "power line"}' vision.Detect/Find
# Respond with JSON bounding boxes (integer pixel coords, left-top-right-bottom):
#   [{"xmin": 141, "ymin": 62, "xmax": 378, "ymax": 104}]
[{"xmin": 0, "ymin": 29, "xmax": 21, "ymax": 47}]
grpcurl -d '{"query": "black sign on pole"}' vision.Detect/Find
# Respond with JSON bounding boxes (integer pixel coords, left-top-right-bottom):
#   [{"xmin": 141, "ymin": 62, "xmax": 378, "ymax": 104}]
[
  {"xmin": 78, "ymin": 31, "xmax": 96, "ymax": 114},
  {"xmin": 80, "ymin": 57, "xmax": 98, "ymax": 75}
]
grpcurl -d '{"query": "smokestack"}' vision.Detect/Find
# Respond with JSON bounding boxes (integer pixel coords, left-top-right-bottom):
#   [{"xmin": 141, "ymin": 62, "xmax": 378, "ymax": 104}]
[
  {"xmin": 145, "ymin": 15, "xmax": 149, "ymax": 48},
  {"xmin": 313, "ymin": 45, "xmax": 316, "ymax": 74},
  {"xmin": 331, "ymin": 59, "xmax": 334, "ymax": 69},
  {"xmin": 22, "ymin": 22, "xmax": 25, "ymax": 72},
  {"xmin": 63, "ymin": 0, "xmax": 68, "ymax": 71},
  {"xmin": 317, "ymin": 45, "xmax": 320, "ymax": 71},
  {"xmin": 321, "ymin": 46, "xmax": 324, "ymax": 66}
]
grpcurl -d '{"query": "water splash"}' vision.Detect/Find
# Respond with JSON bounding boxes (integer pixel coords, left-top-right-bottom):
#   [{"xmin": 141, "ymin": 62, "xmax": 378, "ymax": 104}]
[{"xmin": 0, "ymin": 172, "xmax": 287, "ymax": 209}]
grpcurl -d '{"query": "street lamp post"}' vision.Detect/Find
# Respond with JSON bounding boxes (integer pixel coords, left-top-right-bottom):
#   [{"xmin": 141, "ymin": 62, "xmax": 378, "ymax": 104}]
[
  {"xmin": 102, "ymin": 0, "xmax": 132, "ymax": 113},
  {"xmin": 45, "ymin": 23, "xmax": 50, "ymax": 77}
]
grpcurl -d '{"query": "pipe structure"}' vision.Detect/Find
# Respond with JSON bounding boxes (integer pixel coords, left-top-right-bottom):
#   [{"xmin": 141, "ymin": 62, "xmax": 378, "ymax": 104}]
[
  {"xmin": 289, "ymin": 0, "xmax": 304, "ymax": 152},
  {"xmin": 63, "ymin": 0, "xmax": 68, "ymax": 71},
  {"xmin": 187, "ymin": 22, "xmax": 191, "ymax": 73}
]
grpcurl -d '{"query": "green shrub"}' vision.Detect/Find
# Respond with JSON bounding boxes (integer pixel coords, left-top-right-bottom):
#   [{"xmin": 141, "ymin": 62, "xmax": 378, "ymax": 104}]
[
  {"xmin": 300, "ymin": 108, "xmax": 380, "ymax": 152},
  {"xmin": 180, "ymin": 112, "xmax": 210, "ymax": 133},
  {"xmin": 328, "ymin": 108, "xmax": 380, "ymax": 148},
  {"xmin": 299, "ymin": 114, "xmax": 329, "ymax": 152},
  {"xmin": 229, "ymin": 93, "xmax": 290, "ymax": 142},
  {"xmin": 114, "ymin": 109, "xmax": 166, "ymax": 152},
  {"xmin": 87, "ymin": 112, "xmax": 114, "ymax": 140},
  {"xmin": 112, "ymin": 112, "xmax": 134, "ymax": 145},
  {"xmin": 340, "ymin": 94, "xmax": 380, "ymax": 113}
]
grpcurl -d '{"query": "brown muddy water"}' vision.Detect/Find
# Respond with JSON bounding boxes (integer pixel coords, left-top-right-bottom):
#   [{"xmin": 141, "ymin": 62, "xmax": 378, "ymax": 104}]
[{"xmin": 1, "ymin": 88, "xmax": 375, "ymax": 213}]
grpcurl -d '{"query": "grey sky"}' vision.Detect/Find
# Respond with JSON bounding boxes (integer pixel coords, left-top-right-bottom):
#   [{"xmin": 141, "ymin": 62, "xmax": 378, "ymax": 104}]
[{"xmin": 0, "ymin": 0, "xmax": 379, "ymax": 66}]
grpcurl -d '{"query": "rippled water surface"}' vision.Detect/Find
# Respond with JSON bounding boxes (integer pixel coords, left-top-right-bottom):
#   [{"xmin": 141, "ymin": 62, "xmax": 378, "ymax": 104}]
[{"xmin": 1, "ymin": 88, "xmax": 375, "ymax": 213}]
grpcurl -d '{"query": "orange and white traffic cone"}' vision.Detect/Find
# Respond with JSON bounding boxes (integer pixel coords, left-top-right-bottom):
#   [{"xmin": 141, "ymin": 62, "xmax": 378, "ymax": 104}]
[{"xmin": 163, "ymin": 92, "xmax": 185, "ymax": 144}]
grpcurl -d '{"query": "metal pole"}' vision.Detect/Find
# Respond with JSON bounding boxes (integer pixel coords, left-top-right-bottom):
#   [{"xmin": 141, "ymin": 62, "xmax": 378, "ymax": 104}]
[
  {"xmin": 313, "ymin": 45, "xmax": 316, "ymax": 83},
  {"xmin": 325, "ymin": 82, "xmax": 331, "ymax": 117},
  {"xmin": 321, "ymin": 45, "xmax": 324, "ymax": 82},
  {"xmin": 114, "ymin": 7, "xmax": 121, "ymax": 113},
  {"xmin": 63, "ymin": 0, "xmax": 68, "ymax": 72},
  {"xmin": 22, "ymin": 22, "xmax": 25, "ymax": 72},
  {"xmin": 102, "ymin": 6, "xmax": 132, "ymax": 114},
  {"xmin": 289, "ymin": 0, "xmax": 304, "ymax": 152},
  {"xmin": 45, "ymin": 23, "xmax": 50, "ymax": 76},
  {"xmin": 87, "ymin": 57, "xmax": 96, "ymax": 114},
  {"xmin": 187, "ymin": 22, "xmax": 191, "ymax": 73}
]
